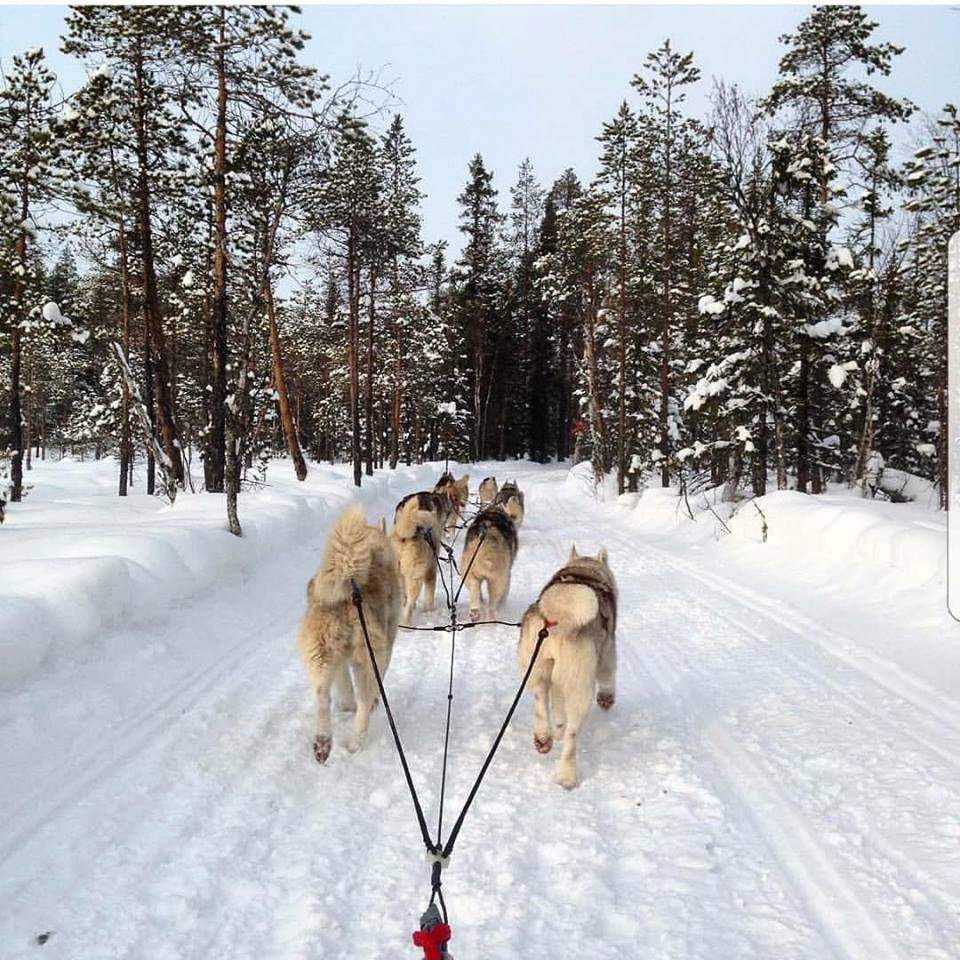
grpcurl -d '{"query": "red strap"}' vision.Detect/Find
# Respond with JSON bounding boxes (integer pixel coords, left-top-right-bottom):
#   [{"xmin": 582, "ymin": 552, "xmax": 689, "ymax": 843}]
[
  {"xmin": 412, "ymin": 923, "xmax": 452, "ymax": 960},
  {"xmin": 542, "ymin": 618, "xmax": 557, "ymax": 630}
]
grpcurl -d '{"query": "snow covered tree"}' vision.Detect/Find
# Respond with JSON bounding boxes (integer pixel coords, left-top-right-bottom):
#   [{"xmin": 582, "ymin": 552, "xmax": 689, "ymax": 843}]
[
  {"xmin": 453, "ymin": 153, "xmax": 506, "ymax": 460},
  {"xmin": 631, "ymin": 40, "xmax": 705, "ymax": 486},
  {"xmin": 0, "ymin": 47, "xmax": 63, "ymax": 502},
  {"xmin": 900, "ymin": 105, "xmax": 960, "ymax": 507},
  {"xmin": 63, "ymin": 6, "xmax": 188, "ymax": 497}
]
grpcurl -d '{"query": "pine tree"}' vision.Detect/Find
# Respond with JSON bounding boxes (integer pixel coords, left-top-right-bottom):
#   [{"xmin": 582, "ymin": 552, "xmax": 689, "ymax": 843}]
[
  {"xmin": 64, "ymin": 7, "xmax": 188, "ymax": 497},
  {"xmin": 901, "ymin": 105, "xmax": 960, "ymax": 507},
  {"xmin": 0, "ymin": 48, "xmax": 62, "ymax": 502},
  {"xmin": 311, "ymin": 116, "xmax": 383, "ymax": 487},
  {"xmin": 454, "ymin": 153, "xmax": 505, "ymax": 460},
  {"xmin": 379, "ymin": 115, "xmax": 423, "ymax": 469},
  {"xmin": 631, "ymin": 40, "xmax": 704, "ymax": 486},
  {"xmin": 595, "ymin": 102, "xmax": 641, "ymax": 491}
]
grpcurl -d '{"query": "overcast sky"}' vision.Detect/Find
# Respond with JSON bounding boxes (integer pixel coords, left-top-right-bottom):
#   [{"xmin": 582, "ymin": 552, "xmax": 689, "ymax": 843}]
[{"xmin": 1, "ymin": 4, "xmax": 957, "ymax": 256}]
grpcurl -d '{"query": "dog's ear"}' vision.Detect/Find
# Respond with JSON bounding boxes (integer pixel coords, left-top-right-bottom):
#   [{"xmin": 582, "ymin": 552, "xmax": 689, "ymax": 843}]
[
  {"xmin": 569, "ymin": 544, "xmax": 579, "ymax": 560},
  {"xmin": 596, "ymin": 546, "xmax": 608, "ymax": 564},
  {"xmin": 459, "ymin": 473, "xmax": 469, "ymax": 485},
  {"xmin": 377, "ymin": 517, "xmax": 387, "ymax": 534}
]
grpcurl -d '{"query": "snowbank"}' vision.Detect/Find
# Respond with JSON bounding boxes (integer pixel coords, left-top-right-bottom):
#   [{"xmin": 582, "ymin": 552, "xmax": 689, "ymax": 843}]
[
  {"xmin": 563, "ymin": 460, "xmax": 621, "ymax": 502},
  {"xmin": 727, "ymin": 490, "xmax": 945, "ymax": 591},
  {"xmin": 0, "ymin": 458, "xmax": 399, "ymax": 686},
  {"xmin": 583, "ymin": 467, "xmax": 946, "ymax": 596}
]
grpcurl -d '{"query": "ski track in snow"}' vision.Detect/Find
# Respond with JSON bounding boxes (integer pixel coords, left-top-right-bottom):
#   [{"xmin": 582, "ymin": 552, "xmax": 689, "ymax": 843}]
[{"xmin": 2, "ymin": 461, "xmax": 959, "ymax": 959}]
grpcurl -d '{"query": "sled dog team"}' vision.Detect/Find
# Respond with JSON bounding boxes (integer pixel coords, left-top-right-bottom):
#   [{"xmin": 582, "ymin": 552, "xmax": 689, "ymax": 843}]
[{"xmin": 298, "ymin": 472, "xmax": 617, "ymax": 790}]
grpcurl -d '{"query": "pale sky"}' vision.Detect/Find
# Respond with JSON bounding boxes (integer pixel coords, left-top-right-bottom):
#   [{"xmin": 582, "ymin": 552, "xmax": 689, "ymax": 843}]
[{"xmin": 1, "ymin": 4, "xmax": 957, "ymax": 256}]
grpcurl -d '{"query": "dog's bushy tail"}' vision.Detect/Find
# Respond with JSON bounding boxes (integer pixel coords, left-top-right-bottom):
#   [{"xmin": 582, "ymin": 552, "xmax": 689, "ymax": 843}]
[
  {"xmin": 310, "ymin": 504, "xmax": 373, "ymax": 605},
  {"xmin": 394, "ymin": 496, "xmax": 439, "ymax": 542},
  {"xmin": 538, "ymin": 583, "xmax": 598, "ymax": 634}
]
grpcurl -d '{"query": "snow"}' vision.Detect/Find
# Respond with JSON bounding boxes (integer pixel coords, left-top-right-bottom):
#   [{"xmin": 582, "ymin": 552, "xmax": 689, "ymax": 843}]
[
  {"xmin": 2, "ymin": 457, "xmax": 959, "ymax": 959},
  {"xmin": 41, "ymin": 301, "xmax": 66, "ymax": 325}
]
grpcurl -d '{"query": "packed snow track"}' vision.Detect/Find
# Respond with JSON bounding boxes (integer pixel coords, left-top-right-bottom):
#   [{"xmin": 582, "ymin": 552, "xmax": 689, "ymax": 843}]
[{"xmin": 2, "ymin": 460, "xmax": 959, "ymax": 959}]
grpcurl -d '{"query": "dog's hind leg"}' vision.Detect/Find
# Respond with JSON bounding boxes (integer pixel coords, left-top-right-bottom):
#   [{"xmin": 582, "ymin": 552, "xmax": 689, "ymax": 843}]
[
  {"xmin": 596, "ymin": 638, "xmax": 616, "ymax": 710},
  {"xmin": 531, "ymin": 661, "xmax": 554, "ymax": 755},
  {"xmin": 550, "ymin": 677, "xmax": 567, "ymax": 740},
  {"xmin": 423, "ymin": 563, "xmax": 436, "ymax": 613},
  {"xmin": 402, "ymin": 574, "xmax": 421, "ymax": 624},
  {"xmin": 488, "ymin": 569, "xmax": 511, "ymax": 616},
  {"xmin": 312, "ymin": 662, "xmax": 335, "ymax": 764},
  {"xmin": 465, "ymin": 573, "xmax": 483, "ymax": 622},
  {"xmin": 335, "ymin": 662, "xmax": 356, "ymax": 713},
  {"xmin": 350, "ymin": 644, "xmax": 390, "ymax": 752},
  {"xmin": 554, "ymin": 650, "xmax": 597, "ymax": 790}
]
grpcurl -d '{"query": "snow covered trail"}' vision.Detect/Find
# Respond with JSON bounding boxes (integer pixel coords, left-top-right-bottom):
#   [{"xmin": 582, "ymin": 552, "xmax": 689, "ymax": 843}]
[{"xmin": 2, "ymin": 461, "xmax": 959, "ymax": 959}]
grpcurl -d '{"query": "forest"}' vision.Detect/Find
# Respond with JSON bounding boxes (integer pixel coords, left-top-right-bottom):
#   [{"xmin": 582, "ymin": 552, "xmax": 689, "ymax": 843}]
[{"xmin": 1, "ymin": 4, "xmax": 957, "ymax": 536}]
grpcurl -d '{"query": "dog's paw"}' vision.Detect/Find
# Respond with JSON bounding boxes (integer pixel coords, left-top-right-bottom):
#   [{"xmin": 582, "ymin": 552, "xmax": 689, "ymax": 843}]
[
  {"xmin": 469, "ymin": 608, "xmax": 481, "ymax": 622},
  {"xmin": 555, "ymin": 767, "xmax": 579, "ymax": 790},
  {"xmin": 345, "ymin": 737, "xmax": 364, "ymax": 754},
  {"xmin": 597, "ymin": 690, "xmax": 615, "ymax": 711},
  {"xmin": 534, "ymin": 734, "xmax": 553, "ymax": 754},
  {"xmin": 313, "ymin": 735, "xmax": 332, "ymax": 764}
]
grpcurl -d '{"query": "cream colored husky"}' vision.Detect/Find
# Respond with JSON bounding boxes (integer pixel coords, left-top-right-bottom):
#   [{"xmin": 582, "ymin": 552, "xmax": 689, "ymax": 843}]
[
  {"xmin": 460, "ymin": 505, "xmax": 518, "ymax": 621},
  {"xmin": 392, "ymin": 492, "xmax": 444, "ymax": 622},
  {"xmin": 298, "ymin": 505, "xmax": 402, "ymax": 764},
  {"xmin": 518, "ymin": 545, "xmax": 617, "ymax": 789}
]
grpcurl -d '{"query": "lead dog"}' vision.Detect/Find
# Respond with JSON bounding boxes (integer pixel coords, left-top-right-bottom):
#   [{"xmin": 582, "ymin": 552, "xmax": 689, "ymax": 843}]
[
  {"xmin": 298, "ymin": 505, "xmax": 402, "ymax": 764},
  {"xmin": 460, "ymin": 504, "xmax": 518, "ymax": 621},
  {"xmin": 518, "ymin": 545, "xmax": 617, "ymax": 789}
]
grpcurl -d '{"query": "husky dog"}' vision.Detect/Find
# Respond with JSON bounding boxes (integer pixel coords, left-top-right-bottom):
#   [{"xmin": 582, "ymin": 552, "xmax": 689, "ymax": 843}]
[
  {"xmin": 494, "ymin": 480, "xmax": 525, "ymax": 527},
  {"xmin": 391, "ymin": 492, "xmax": 444, "ymax": 622},
  {"xmin": 460, "ymin": 505, "xmax": 518, "ymax": 622},
  {"xmin": 518, "ymin": 545, "xmax": 617, "ymax": 789},
  {"xmin": 431, "ymin": 471, "xmax": 470, "ymax": 537},
  {"xmin": 478, "ymin": 476, "xmax": 498, "ymax": 506},
  {"xmin": 298, "ymin": 505, "xmax": 402, "ymax": 764}
]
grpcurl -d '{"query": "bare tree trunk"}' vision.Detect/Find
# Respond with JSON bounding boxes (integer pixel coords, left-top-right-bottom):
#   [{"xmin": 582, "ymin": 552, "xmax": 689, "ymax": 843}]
[
  {"xmin": 797, "ymin": 334, "xmax": 810, "ymax": 493},
  {"xmin": 617, "ymin": 189, "xmax": 627, "ymax": 493},
  {"xmin": 117, "ymin": 211, "xmax": 133, "ymax": 496},
  {"xmin": 583, "ymin": 297, "xmax": 607, "ymax": 483},
  {"xmin": 133, "ymin": 39, "xmax": 183, "ymax": 495},
  {"xmin": 347, "ymin": 230, "xmax": 362, "ymax": 487},
  {"xmin": 143, "ymin": 313, "xmax": 156, "ymax": 496},
  {"xmin": 8, "ymin": 174, "xmax": 29, "ymax": 501},
  {"xmin": 364, "ymin": 266, "xmax": 376, "ymax": 477},
  {"xmin": 390, "ymin": 316, "xmax": 402, "ymax": 470},
  {"xmin": 206, "ymin": 10, "xmax": 229, "ymax": 493},
  {"xmin": 266, "ymin": 276, "xmax": 307, "ymax": 481},
  {"xmin": 24, "ymin": 349, "xmax": 33, "ymax": 472}
]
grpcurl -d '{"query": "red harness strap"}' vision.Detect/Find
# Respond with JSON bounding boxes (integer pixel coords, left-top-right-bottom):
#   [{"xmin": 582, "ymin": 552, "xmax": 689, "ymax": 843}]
[{"xmin": 412, "ymin": 922, "xmax": 452, "ymax": 960}]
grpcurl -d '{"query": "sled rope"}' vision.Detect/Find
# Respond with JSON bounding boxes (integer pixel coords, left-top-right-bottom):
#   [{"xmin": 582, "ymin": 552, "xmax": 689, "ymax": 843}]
[
  {"xmin": 351, "ymin": 579, "xmax": 437, "ymax": 858},
  {"xmin": 350, "ymin": 531, "xmax": 549, "ymax": 956}
]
